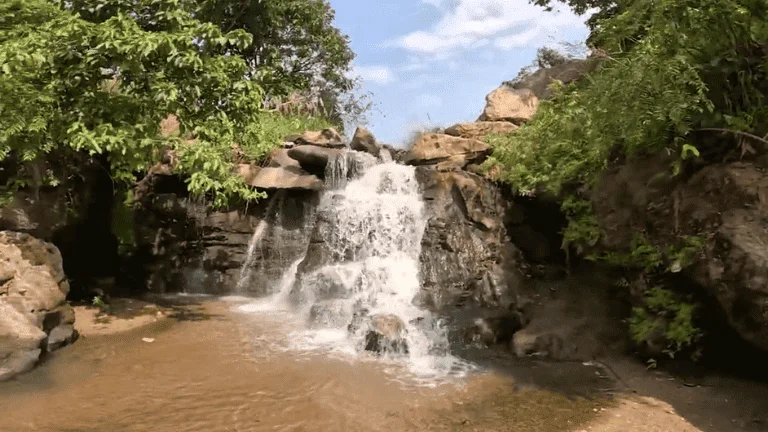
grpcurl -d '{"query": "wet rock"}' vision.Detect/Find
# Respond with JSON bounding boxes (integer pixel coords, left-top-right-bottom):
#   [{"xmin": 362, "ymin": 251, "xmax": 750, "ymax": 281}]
[
  {"xmin": 404, "ymin": 134, "xmax": 490, "ymax": 168},
  {"xmin": 286, "ymin": 128, "xmax": 345, "ymax": 148},
  {"xmin": 350, "ymin": 126, "xmax": 381, "ymax": 156},
  {"xmin": 288, "ymin": 145, "xmax": 343, "ymax": 171},
  {"xmin": 0, "ymin": 231, "xmax": 77, "ymax": 381},
  {"xmin": 134, "ymin": 175, "xmax": 320, "ymax": 296},
  {"xmin": 237, "ymin": 164, "xmax": 324, "ymax": 191},
  {"xmin": 415, "ymin": 166, "xmax": 524, "ymax": 311},
  {"xmin": 444, "ymin": 121, "xmax": 519, "ymax": 140},
  {"xmin": 364, "ymin": 314, "xmax": 409, "ymax": 354}
]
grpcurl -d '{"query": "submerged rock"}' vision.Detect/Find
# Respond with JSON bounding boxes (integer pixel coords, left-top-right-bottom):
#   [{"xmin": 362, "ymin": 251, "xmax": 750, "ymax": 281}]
[{"xmin": 364, "ymin": 314, "xmax": 409, "ymax": 355}]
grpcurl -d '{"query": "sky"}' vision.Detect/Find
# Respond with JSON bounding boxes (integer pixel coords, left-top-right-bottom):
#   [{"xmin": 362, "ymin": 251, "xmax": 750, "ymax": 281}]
[{"xmin": 328, "ymin": 0, "xmax": 592, "ymax": 146}]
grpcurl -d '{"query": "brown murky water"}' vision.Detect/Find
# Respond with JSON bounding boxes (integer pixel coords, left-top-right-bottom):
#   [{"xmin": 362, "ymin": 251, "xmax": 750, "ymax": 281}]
[{"xmin": 0, "ymin": 297, "xmax": 615, "ymax": 432}]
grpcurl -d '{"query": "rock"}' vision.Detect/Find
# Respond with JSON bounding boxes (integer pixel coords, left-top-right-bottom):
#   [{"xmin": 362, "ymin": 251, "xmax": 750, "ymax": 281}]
[
  {"xmin": 0, "ymin": 232, "xmax": 76, "ymax": 381},
  {"xmin": 479, "ymin": 58, "xmax": 598, "ymax": 124},
  {"xmin": 404, "ymin": 134, "xmax": 490, "ymax": 168},
  {"xmin": 46, "ymin": 324, "xmax": 76, "ymax": 352},
  {"xmin": 288, "ymin": 145, "xmax": 344, "ymax": 171},
  {"xmin": 415, "ymin": 167, "xmax": 524, "ymax": 312},
  {"xmin": 266, "ymin": 148, "xmax": 302, "ymax": 169},
  {"xmin": 364, "ymin": 314, "xmax": 409, "ymax": 354},
  {"xmin": 288, "ymin": 128, "xmax": 345, "ymax": 148},
  {"xmin": 478, "ymin": 87, "xmax": 539, "ymax": 124},
  {"xmin": 0, "ymin": 190, "xmax": 70, "ymax": 239},
  {"xmin": 350, "ymin": 127, "xmax": 380, "ymax": 156},
  {"xmin": 236, "ymin": 164, "xmax": 324, "ymax": 191},
  {"xmin": 134, "ymin": 185, "xmax": 320, "ymax": 296},
  {"xmin": 444, "ymin": 122, "xmax": 518, "ymax": 140}
]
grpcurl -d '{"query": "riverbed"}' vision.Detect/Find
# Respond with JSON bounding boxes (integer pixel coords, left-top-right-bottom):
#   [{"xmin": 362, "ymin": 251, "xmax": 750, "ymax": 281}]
[{"xmin": 0, "ymin": 296, "xmax": 766, "ymax": 432}]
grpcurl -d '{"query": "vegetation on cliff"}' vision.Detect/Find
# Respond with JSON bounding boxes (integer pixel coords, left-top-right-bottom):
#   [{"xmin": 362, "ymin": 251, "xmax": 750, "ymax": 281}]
[
  {"xmin": 486, "ymin": 0, "xmax": 768, "ymax": 356},
  {"xmin": 0, "ymin": 0, "xmax": 355, "ymax": 206}
]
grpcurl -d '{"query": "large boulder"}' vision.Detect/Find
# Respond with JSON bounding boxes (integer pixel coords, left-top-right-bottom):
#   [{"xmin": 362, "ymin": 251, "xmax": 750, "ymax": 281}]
[
  {"xmin": 350, "ymin": 127, "xmax": 381, "ymax": 156},
  {"xmin": 592, "ymin": 157, "xmax": 768, "ymax": 352},
  {"xmin": 287, "ymin": 145, "xmax": 343, "ymax": 171},
  {"xmin": 266, "ymin": 148, "xmax": 302, "ymax": 169},
  {"xmin": 404, "ymin": 134, "xmax": 490, "ymax": 168},
  {"xmin": 0, "ymin": 231, "xmax": 77, "ymax": 381},
  {"xmin": 479, "ymin": 59, "xmax": 599, "ymax": 124},
  {"xmin": 415, "ymin": 167, "xmax": 524, "ymax": 312},
  {"xmin": 444, "ymin": 122, "xmax": 518, "ymax": 141},
  {"xmin": 478, "ymin": 87, "xmax": 539, "ymax": 124},
  {"xmin": 286, "ymin": 128, "xmax": 345, "ymax": 148},
  {"xmin": 237, "ymin": 164, "xmax": 323, "ymax": 191}
]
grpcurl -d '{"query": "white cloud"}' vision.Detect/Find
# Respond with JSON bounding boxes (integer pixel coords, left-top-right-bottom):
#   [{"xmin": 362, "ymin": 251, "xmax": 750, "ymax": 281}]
[
  {"xmin": 395, "ymin": 0, "xmax": 588, "ymax": 55},
  {"xmin": 349, "ymin": 65, "xmax": 396, "ymax": 85},
  {"xmin": 419, "ymin": 94, "xmax": 443, "ymax": 108}
]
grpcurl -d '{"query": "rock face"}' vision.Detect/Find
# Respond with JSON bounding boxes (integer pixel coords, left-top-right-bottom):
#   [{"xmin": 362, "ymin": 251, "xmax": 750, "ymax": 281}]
[
  {"xmin": 415, "ymin": 166, "xmax": 523, "ymax": 312},
  {"xmin": 350, "ymin": 127, "xmax": 381, "ymax": 156},
  {"xmin": 404, "ymin": 134, "xmax": 490, "ymax": 168},
  {"xmin": 0, "ymin": 231, "xmax": 77, "ymax": 381},
  {"xmin": 444, "ymin": 122, "xmax": 518, "ymax": 140},
  {"xmin": 237, "ymin": 164, "xmax": 323, "ymax": 191},
  {"xmin": 133, "ymin": 172, "xmax": 319, "ymax": 295},
  {"xmin": 592, "ymin": 157, "xmax": 768, "ymax": 352},
  {"xmin": 479, "ymin": 59, "xmax": 599, "ymax": 124}
]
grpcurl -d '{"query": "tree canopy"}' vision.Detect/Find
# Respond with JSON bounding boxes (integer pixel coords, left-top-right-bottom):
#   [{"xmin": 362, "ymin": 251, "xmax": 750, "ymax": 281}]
[{"xmin": 0, "ymin": 0, "xmax": 352, "ymax": 206}]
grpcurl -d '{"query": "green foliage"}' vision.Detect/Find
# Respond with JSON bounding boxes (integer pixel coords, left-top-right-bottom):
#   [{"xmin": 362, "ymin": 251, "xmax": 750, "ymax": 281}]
[
  {"xmin": 591, "ymin": 235, "xmax": 704, "ymax": 272},
  {"xmin": 242, "ymin": 112, "xmax": 333, "ymax": 162},
  {"xmin": 92, "ymin": 295, "xmax": 107, "ymax": 310},
  {"xmin": 629, "ymin": 286, "xmax": 702, "ymax": 356},
  {"xmin": 0, "ymin": 0, "xmax": 296, "ymax": 205},
  {"xmin": 560, "ymin": 196, "xmax": 601, "ymax": 249}
]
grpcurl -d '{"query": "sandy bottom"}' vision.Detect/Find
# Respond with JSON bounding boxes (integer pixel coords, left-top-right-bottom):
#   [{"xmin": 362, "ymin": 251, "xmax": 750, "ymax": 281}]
[{"xmin": 0, "ymin": 296, "xmax": 766, "ymax": 432}]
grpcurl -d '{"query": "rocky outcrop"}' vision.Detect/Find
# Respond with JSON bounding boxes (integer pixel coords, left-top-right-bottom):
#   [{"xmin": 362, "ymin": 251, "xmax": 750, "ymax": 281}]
[
  {"xmin": 415, "ymin": 167, "xmax": 523, "ymax": 312},
  {"xmin": 444, "ymin": 122, "xmax": 518, "ymax": 141},
  {"xmin": 0, "ymin": 231, "xmax": 77, "ymax": 381},
  {"xmin": 0, "ymin": 191, "xmax": 70, "ymax": 240},
  {"xmin": 350, "ymin": 127, "xmax": 381, "ymax": 156},
  {"xmin": 286, "ymin": 128, "xmax": 345, "ymax": 148},
  {"xmin": 404, "ymin": 134, "xmax": 490, "ymax": 169},
  {"xmin": 478, "ymin": 87, "xmax": 540, "ymax": 125},
  {"xmin": 479, "ymin": 58, "xmax": 599, "ymax": 124},
  {"xmin": 237, "ymin": 164, "xmax": 323, "ymax": 191},
  {"xmin": 133, "ymin": 171, "xmax": 319, "ymax": 296},
  {"xmin": 592, "ymin": 157, "xmax": 768, "ymax": 352}
]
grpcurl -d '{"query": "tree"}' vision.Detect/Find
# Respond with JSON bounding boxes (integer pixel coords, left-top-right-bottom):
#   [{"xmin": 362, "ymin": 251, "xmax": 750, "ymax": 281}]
[{"xmin": 0, "ymin": 0, "xmax": 270, "ymax": 206}]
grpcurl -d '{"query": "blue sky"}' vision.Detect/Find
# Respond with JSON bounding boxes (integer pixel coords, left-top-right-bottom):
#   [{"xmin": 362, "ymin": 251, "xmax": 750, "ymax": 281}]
[{"xmin": 328, "ymin": 0, "xmax": 591, "ymax": 146}]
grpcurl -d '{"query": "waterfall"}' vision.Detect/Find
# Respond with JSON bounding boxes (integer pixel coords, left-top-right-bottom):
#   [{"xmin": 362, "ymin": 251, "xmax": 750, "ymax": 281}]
[
  {"xmin": 280, "ymin": 157, "xmax": 463, "ymax": 378},
  {"xmin": 235, "ymin": 189, "xmax": 286, "ymax": 292}
]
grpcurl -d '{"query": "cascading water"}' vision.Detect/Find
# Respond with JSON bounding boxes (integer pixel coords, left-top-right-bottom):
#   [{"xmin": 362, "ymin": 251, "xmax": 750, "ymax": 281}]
[
  {"xmin": 255, "ymin": 151, "xmax": 471, "ymax": 380},
  {"xmin": 235, "ymin": 190, "xmax": 286, "ymax": 292}
]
